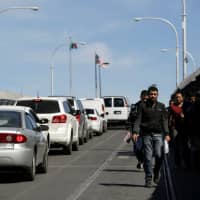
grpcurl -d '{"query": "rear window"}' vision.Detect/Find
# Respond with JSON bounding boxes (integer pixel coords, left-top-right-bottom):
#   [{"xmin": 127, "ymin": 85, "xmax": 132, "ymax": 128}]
[
  {"xmin": 16, "ymin": 100, "xmax": 60, "ymax": 114},
  {"xmin": 114, "ymin": 98, "xmax": 124, "ymax": 107},
  {"xmin": 0, "ymin": 111, "xmax": 21, "ymax": 128},
  {"xmin": 85, "ymin": 109, "xmax": 94, "ymax": 114},
  {"xmin": 104, "ymin": 98, "xmax": 112, "ymax": 107}
]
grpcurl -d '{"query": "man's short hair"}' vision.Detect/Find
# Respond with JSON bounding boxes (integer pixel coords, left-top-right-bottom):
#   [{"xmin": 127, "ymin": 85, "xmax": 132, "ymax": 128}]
[
  {"xmin": 148, "ymin": 85, "xmax": 158, "ymax": 94},
  {"xmin": 140, "ymin": 90, "xmax": 148, "ymax": 97}
]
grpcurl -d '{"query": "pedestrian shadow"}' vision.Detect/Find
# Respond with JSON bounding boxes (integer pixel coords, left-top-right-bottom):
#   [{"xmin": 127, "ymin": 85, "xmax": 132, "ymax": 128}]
[
  {"xmin": 117, "ymin": 150, "xmax": 134, "ymax": 157},
  {"xmin": 100, "ymin": 182, "xmax": 151, "ymax": 188},
  {"xmin": 103, "ymin": 168, "xmax": 143, "ymax": 173}
]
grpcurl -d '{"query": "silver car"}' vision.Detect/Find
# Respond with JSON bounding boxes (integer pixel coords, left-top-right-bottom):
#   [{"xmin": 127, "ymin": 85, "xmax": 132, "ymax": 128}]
[{"xmin": 0, "ymin": 106, "xmax": 49, "ymax": 181}]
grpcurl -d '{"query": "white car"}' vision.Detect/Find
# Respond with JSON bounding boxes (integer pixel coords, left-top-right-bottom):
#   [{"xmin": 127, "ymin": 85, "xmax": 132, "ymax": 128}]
[
  {"xmin": 85, "ymin": 108, "xmax": 103, "ymax": 135},
  {"xmin": 0, "ymin": 106, "xmax": 49, "ymax": 181},
  {"xmin": 15, "ymin": 97, "xmax": 79, "ymax": 155},
  {"xmin": 80, "ymin": 98, "xmax": 107, "ymax": 132},
  {"xmin": 103, "ymin": 96, "xmax": 131, "ymax": 126}
]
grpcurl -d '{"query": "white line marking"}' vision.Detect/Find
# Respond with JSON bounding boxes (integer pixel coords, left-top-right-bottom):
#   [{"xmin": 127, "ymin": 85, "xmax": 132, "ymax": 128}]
[{"xmin": 66, "ymin": 141, "xmax": 125, "ymax": 200}]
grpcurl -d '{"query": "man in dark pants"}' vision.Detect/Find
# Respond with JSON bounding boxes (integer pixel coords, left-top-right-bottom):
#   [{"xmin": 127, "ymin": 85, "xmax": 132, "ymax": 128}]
[
  {"xmin": 132, "ymin": 85, "xmax": 170, "ymax": 187},
  {"xmin": 127, "ymin": 90, "xmax": 148, "ymax": 170}
]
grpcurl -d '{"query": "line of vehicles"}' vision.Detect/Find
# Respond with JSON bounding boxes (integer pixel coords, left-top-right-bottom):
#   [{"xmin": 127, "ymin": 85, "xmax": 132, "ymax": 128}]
[{"xmin": 0, "ymin": 95, "xmax": 130, "ymax": 181}]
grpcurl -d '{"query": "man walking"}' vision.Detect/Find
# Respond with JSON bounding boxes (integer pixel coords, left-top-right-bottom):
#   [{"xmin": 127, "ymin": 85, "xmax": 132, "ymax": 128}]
[
  {"xmin": 132, "ymin": 85, "xmax": 170, "ymax": 187},
  {"xmin": 127, "ymin": 90, "xmax": 148, "ymax": 170}
]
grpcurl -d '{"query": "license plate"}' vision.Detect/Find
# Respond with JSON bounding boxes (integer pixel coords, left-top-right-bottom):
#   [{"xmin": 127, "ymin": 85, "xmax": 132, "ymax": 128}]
[{"xmin": 114, "ymin": 111, "xmax": 121, "ymax": 114}]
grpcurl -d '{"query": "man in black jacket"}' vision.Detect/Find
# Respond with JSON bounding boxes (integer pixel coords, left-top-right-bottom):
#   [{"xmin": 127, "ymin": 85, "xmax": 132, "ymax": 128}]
[
  {"xmin": 127, "ymin": 90, "xmax": 148, "ymax": 169},
  {"xmin": 132, "ymin": 85, "xmax": 170, "ymax": 187}
]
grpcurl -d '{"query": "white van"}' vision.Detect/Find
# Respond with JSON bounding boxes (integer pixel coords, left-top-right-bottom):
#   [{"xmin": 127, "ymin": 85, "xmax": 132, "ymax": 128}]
[
  {"xmin": 103, "ymin": 96, "xmax": 130, "ymax": 126},
  {"xmin": 80, "ymin": 98, "xmax": 107, "ymax": 132}
]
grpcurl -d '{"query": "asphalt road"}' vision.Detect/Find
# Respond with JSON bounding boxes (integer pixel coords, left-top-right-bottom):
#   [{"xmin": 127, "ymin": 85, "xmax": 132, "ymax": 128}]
[{"xmin": 0, "ymin": 129, "xmax": 162, "ymax": 200}]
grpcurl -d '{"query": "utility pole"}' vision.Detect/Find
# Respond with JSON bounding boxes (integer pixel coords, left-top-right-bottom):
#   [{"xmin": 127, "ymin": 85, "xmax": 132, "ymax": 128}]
[{"xmin": 182, "ymin": 0, "xmax": 187, "ymax": 80}]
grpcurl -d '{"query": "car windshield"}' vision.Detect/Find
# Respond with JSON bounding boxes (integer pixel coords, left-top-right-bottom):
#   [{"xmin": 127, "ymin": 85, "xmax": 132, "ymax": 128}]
[
  {"xmin": 16, "ymin": 100, "xmax": 60, "ymax": 114},
  {"xmin": 0, "ymin": 111, "xmax": 21, "ymax": 128}
]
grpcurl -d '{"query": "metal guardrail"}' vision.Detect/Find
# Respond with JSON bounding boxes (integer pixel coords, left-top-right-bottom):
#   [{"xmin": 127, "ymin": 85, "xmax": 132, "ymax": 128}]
[{"xmin": 162, "ymin": 153, "xmax": 177, "ymax": 200}]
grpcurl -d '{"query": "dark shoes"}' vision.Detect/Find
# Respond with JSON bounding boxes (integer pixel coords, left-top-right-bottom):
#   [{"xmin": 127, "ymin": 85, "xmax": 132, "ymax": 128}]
[
  {"xmin": 136, "ymin": 162, "xmax": 143, "ymax": 170},
  {"xmin": 153, "ymin": 174, "xmax": 159, "ymax": 184},
  {"xmin": 153, "ymin": 170, "xmax": 160, "ymax": 185},
  {"xmin": 145, "ymin": 178, "xmax": 152, "ymax": 188}
]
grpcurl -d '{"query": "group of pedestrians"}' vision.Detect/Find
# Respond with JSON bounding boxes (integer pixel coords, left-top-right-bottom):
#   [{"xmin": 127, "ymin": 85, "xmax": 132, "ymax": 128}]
[
  {"xmin": 168, "ymin": 90, "xmax": 200, "ymax": 169},
  {"xmin": 127, "ymin": 85, "xmax": 170, "ymax": 187},
  {"xmin": 126, "ymin": 85, "xmax": 200, "ymax": 188}
]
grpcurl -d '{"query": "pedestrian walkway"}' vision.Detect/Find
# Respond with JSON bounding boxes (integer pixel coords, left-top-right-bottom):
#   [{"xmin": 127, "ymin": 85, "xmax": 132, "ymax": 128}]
[{"xmin": 78, "ymin": 141, "xmax": 162, "ymax": 200}]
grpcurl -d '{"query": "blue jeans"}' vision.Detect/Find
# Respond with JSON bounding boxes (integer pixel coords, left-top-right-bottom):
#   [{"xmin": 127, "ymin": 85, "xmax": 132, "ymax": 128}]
[{"xmin": 142, "ymin": 134, "xmax": 163, "ymax": 181}]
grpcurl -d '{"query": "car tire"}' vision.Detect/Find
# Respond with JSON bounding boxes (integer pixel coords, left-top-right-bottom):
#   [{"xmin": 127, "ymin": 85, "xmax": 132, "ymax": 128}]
[
  {"xmin": 79, "ymin": 132, "xmax": 84, "ymax": 145},
  {"xmin": 38, "ymin": 146, "xmax": 48, "ymax": 173},
  {"xmin": 89, "ymin": 130, "xmax": 93, "ymax": 139},
  {"xmin": 72, "ymin": 140, "xmax": 79, "ymax": 151},
  {"xmin": 26, "ymin": 153, "xmax": 36, "ymax": 181},
  {"xmin": 84, "ymin": 130, "xmax": 89, "ymax": 143},
  {"xmin": 63, "ymin": 134, "xmax": 72, "ymax": 155}
]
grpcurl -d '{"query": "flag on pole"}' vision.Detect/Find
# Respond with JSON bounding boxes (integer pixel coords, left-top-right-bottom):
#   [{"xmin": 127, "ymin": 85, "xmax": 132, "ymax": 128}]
[
  {"xmin": 70, "ymin": 42, "xmax": 78, "ymax": 50},
  {"xmin": 95, "ymin": 53, "xmax": 110, "ymax": 67},
  {"xmin": 95, "ymin": 53, "xmax": 101, "ymax": 65},
  {"xmin": 100, "ymin": 62, "xmax": 110, "ymax": 68}
]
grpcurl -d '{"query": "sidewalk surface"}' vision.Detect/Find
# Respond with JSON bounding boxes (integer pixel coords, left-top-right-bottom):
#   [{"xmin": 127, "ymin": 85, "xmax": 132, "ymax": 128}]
[
  {"xmin": 109, "ymin": 141, "xmax": 200, "ymax": 200},
  {"xmin": 82, "ymin": 141, "xmax": 163, "ymax": 200}
]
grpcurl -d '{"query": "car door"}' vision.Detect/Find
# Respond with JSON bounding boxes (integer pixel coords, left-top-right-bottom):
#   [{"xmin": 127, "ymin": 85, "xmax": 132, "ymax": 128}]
[{"xmin": 25, "ymin": 113, "xmax": 45, "ymax": 164}]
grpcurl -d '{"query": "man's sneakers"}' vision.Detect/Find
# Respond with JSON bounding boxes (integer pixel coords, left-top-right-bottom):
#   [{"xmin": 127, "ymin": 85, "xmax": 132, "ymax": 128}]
[
  {"xmin": 153, "ymin": 170, "xmax": 160, "ymax": 185},
  {"xmin": 145, "ymin": 178, "xmax": 152, "ymax": 188},
  {"xmin": 153, "ymin": 174, "xmax": 160, "ymax": 185},
  {"xmin": 145, "ymin": 171, "xmax": 160, "ymax": 188},
  {"xmin": 136, "ymin": 162, "xmax": 143, "ymax": 171}
]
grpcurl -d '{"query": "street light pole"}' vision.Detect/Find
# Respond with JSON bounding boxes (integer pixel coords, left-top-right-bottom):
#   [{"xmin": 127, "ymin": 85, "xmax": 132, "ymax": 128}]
[
  {"xmin": 134, "ymin": 17, "xmax": 180, "ymax": 87},
  {"xmin": 68, "ymin": 37, "xmax": 87, "ymax": 96},
  {"xmin": 182, "ymin": 0, "xmax": 187, "ymax": 79}
]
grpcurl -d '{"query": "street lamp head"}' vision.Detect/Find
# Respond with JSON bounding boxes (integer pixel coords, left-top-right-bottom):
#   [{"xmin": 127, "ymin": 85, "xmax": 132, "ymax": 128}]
[
  {"xmin": 160, "ymin": 48, "xmax": 169, "ymax": 53},
  {"xmin": 134, "ymin": 17, "xmax": 142, "ymax": 22},
  {"xmin": 78, "ymin": 41, "xmax": 87, "ymax": 45},
  {"xmin": 30, "ymin": 6, "xmax": 39, "ymax": 11}
]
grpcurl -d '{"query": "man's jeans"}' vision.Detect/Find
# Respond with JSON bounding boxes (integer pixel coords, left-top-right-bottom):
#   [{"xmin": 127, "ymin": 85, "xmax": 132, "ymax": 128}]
[{"xmin": 143, "ymin": 134, "xmax": 163, "ymax": 181}]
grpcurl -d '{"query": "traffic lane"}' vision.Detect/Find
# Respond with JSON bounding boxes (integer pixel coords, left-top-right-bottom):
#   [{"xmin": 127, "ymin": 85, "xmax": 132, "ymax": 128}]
[
  {"xmin": 0, "ymin": 130, "xmax": 124, "ymax": 200},
  {"xmin": 75, "ymin": 141, "xmax": 159, "ymax": 200},
  {"xmin": 0, "ymin": 130, "xmax": 161, "ymax": 200}
]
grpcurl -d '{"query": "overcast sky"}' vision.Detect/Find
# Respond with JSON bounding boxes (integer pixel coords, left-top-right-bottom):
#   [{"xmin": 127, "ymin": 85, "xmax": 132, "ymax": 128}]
[{"xmin": 0, "ymin": 0, "xmax": 199, "ymax": 105}]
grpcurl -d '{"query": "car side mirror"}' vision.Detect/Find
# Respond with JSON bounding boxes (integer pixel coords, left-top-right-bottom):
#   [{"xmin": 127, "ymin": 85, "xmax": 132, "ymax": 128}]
[{"xmin": 100, "ymin": 113, "xmax": 104, "ymax": 118}]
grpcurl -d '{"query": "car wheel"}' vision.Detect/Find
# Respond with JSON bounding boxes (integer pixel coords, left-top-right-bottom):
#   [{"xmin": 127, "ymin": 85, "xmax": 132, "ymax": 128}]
[
  {"xmin": 38, "ymin": 146, "xmax": 48, "ymax": 173},
  {"xmin": 63, "ymin": 134, "xmax": 72, "ymax": 155},
  {"xmin": 26, "ymin": 153, "xmax": 36, "ymax": 181},
  {"xmin": 89, "ymin": 130, "xmax": 93, "ymax": 139},
  {"xmin": 79, "ymin": 132, "xmax": 84, "ymax": 145},
  {"xmin": 72, "ymin": 140, "xmax": 79, "ymax": 151},
  {"xmin": 84, "ymin": 130, "xmax": 89, "ymax": 143},
  {"xmin": 103, "ymin": 122, "xmax": 107, "ymax": 132}
]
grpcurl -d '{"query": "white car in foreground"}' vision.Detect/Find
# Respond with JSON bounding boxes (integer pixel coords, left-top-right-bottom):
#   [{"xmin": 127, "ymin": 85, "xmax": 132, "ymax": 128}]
[{"xmin": 0, "ymin": 106, "xmax": 49, "ymax": 181}]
